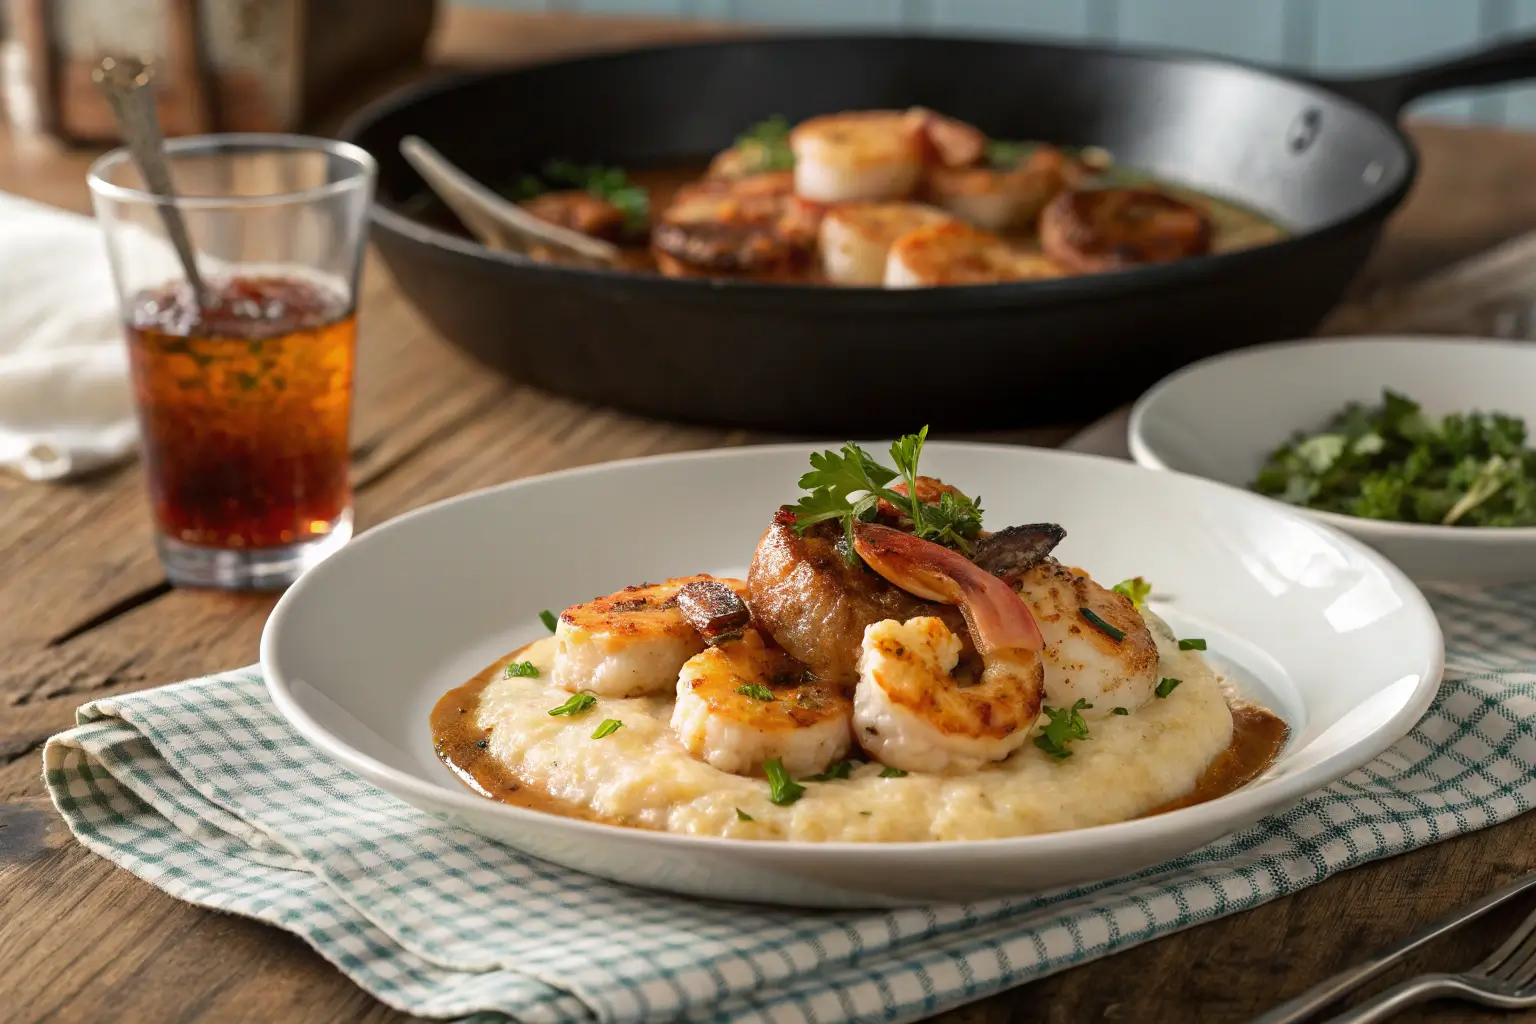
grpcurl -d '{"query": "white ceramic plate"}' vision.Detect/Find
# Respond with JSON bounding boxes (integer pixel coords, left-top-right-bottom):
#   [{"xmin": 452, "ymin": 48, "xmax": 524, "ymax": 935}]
[
  {"xmin": 261, "ymin": 443, "xmax": 1443, "ymax": 907},
  {"xmin": 1129, "ymin": 335, "xmax": 1536, "ymax": 585}
]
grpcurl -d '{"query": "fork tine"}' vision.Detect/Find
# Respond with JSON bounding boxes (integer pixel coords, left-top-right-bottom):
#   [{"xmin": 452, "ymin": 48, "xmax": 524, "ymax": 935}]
[
  {"xmin": 1474, "ymin": 903, "xmax": 1536, "ymax": 977},
  {"xmin": 1502, "ymin": 922, "xmax": 1536, "ymax": 987},
  {"xmin": 1474, "ymin": 902, "xmax": 1536, "ymax": 976}
]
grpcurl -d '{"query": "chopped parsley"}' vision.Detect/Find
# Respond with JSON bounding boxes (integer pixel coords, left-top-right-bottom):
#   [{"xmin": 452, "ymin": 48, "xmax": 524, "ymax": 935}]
[
  {"xmin": 512, "ymin": 159, "xmax": 649, "ymax": 234},
  {"xmin": 1112, "ymin": 707, "xmax": 1129, "ymax": 716},
  {"xmin": 733, "ymin": 115, "xmax": 794, "ymax": 172},
  {"xmin": 986, "ymin": 139, "xmax": 1038, "ymax": 169},
  {"xmin": 1034, "ymin": 699, "xmax": 1092, "ymax": 759},
  {"xmin": 548, "ymin": 693, "xmax": 597, "ymax": 717},
  {"xmin": 735, "ymin": 807, "xmax": 754, "ymax": 821},
  {"xmin": 503, "ymin": 660, "xmax": 539, "ymax": 679},
  {"xmin": 788, "ymin": 427, "xmax": 984, "ymax": 566},
  {"xmin": 805, "ymin": 760, "xmax": 856, "ymax": 782},
  {"xmin": 1251, "ymin": 389, "xmax": 1536, "ymax": 526},
  {"xmin": 735, "ymin": 683, "xmax": 775, "ymax": 702},
  {"xmin": 539, "ymin": 609, "xmax": 558, "ymax": 633},
  {"xmin": 859, "ymin": 810, "xmax": 873, "ymax": 816},
  {"xmin": 879, "ymin": 766, "xmax": 909, "ymax": 778},
  {"xmin": 764, "ymin": 758, "xmax": 806, "ymax": 806},
  {"xmin": 1155, "ymin": 677, "xmax": 1182, "ymax": 698},
  {"xmin": 1112, "ymin": 577, "xmax": 1152, "ymax": 609},
  {"xmin": 590, "ymin": 718, "xmax": 623, "ymax": 739},
  {"xmin": 1178, "ymin": 638, "xmax": 1207, "ymax": 651},
  {"xmin": 1079, "ymin": 607, "xmax": 1125, "ymax": 642}
]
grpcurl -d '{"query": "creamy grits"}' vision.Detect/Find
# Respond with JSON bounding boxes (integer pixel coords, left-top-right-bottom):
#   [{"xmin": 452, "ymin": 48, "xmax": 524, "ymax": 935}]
[{"xmin": 432, "ymin": 612, "xmax": 1277, "ymax": 842}]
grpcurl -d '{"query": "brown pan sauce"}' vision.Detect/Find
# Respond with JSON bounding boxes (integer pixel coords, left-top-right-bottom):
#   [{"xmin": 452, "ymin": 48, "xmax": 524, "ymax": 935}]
[
  {"xmin": 431, "ymin": 648, "xmax": 603, "ymax": 823},
  {"xmin": 432, "ymin": 643, "xmax": 1290, "ymax": 833}
]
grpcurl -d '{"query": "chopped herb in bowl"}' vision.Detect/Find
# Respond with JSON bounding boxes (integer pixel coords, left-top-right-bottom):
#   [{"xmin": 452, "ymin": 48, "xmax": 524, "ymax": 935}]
[{"xmin": 1251, "ymin": 390, "xmax": 1536, "ymax": 527}]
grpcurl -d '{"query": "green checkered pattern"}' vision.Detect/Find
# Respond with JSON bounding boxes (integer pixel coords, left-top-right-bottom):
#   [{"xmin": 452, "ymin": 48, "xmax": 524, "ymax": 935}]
[{"xmin": 41, "ymin": 583, "xmax": 1536, "ymax": 1024}]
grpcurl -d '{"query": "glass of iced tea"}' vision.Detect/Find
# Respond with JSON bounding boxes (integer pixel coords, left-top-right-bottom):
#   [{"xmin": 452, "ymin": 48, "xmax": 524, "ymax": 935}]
[{"xmin": 87, "ymin": 134, "xmax": 375, "ymax": 590}]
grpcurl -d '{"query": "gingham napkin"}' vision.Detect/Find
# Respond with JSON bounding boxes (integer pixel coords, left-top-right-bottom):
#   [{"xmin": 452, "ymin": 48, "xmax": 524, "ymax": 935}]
[{"xmin": 40, "ymin": 584, "xmax": 1536, "ymax": 1024}]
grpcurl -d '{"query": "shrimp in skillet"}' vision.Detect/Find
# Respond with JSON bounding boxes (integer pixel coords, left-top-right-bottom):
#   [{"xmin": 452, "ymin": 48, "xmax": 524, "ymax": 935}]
[
  {"xmin": 671, "ymin": 628, "xmax": 853, "ymax": 777},
  {"xmin": 551, "ymin": 575, "xmax": 747, "ymax": 698},
  {"xmin": 790, "ymin": 107, "xmax": 988, "ymax": 205},
  {"xmin": 790, "ymin": 111, "xmax": 928, "ymax": 203},
  {"xmin": 1039, "ymin": 186, "xmax": 1212, "ymax": 273},
  {"xmin": 885, "ymin": 221, "xmax": 1066, "ymax": 288},
  {"xmin": 906, "ymin": 107, "xmax": 989, "ymax": 168},
  {"xmin": 818, "ymin": 202, "xmax": 956, "ymax": 286},
  {"xmin": 518, "ymin": 190, "xmax": 630, "ymax": 242},
  {"xmin": 851, "ymin": 524, "xmax": 1046, "ymax": 773},
  {"xmin": 651, "ymin": 172, "xmax": 822, "ymax": 281},
  {"xmin": 926, "ymin": 144, "xmax": 1075, "ymax": 232}
]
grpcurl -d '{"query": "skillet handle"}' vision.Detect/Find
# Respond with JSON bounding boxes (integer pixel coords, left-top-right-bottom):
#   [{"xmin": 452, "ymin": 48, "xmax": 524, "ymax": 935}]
[{"xmin": 1316, "ymin": 34, "xmax": 1536, "ymax": 119}]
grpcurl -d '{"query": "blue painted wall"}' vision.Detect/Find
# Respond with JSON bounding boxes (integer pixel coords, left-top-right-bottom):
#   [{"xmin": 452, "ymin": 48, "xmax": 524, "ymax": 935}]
[{"xmin": 458, "ymin": 0, "xmax": 1536, "ymax": 126}]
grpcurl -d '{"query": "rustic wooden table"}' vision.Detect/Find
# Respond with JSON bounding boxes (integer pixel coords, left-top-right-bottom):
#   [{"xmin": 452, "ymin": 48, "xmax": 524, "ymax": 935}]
[{"xmin": 2, "ymin": 9, "xmax": 1535, "ymax": 1023}]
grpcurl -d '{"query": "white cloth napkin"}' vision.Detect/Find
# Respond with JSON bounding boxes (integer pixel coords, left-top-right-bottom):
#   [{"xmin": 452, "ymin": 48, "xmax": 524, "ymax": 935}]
[{"xmin": 0, "ymin": 192, "xmax": 137, "ymax": 481}]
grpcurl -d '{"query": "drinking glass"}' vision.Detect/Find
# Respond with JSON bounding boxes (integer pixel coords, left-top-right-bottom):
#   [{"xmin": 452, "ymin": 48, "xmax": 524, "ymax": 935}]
[{"xmin": 88, "ymin": 134, "xmax": 376, "ymax": 590}]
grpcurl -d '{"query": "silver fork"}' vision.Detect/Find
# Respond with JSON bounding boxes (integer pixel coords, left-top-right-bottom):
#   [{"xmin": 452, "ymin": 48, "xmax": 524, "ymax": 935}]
[{"xmin": 1320, "ymin": 901, "xmax": 1536, "ymax": 1023}]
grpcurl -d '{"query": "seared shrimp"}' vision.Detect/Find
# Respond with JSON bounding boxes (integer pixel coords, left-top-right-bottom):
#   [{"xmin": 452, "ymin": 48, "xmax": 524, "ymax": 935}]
[
  {"xmin": 818, "ymin": 202, "xmax": 955, "ymax": 286},
  {"xmin": 651, "ymin": 172, "xmax": 821, "ymax": 280},
  {"xmin": 519, "ymin": 190, "xmax": 630, "ymax": 242},
  {"xmin": 791, "ymin": 111, "xmax": 927, "ymax": 203},
  {"xmin": 552, "ymin": 575, "xmax": 747, "ymax": 698},
  {"xmin": 1011, "ymin": 559, "xmax": 1159, "ymax": 715},
  {"xmin": 850, "ymin": 524, "xmax": 1046, "ymax": 773},
  {"xmin": 885, "ymin": 222, "xmax": 1066, "ymax": 287},
  {"xmin": 1039, "ymin": 187, "xmax": 1212, "ymax": 273},
  {"xmin": 671, "ymin": 628, "xmax": 853, "ymax": 776},
  {"xmin": 706, "ymin": 142, "xmax": 787, "ymax": 181},
  {"xmin": 926, "ymin": 145, "xmax": 1074, "ymax": 232},
  {"xmin": 906, "ymin": 107, "xmax": 988, "ymax": 168}
]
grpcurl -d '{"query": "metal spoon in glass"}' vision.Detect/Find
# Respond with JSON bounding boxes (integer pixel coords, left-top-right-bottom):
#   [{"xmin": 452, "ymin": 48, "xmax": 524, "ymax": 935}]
[{"xmin": 92, "ymin": 56, "xmax": 210, "ymax": 308}]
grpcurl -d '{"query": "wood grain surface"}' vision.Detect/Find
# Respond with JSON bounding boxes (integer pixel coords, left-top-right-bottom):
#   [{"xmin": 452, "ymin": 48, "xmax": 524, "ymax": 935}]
[{"xmin": 2, "ymin": 8, "xmax": 1535, "ymax": 1023}]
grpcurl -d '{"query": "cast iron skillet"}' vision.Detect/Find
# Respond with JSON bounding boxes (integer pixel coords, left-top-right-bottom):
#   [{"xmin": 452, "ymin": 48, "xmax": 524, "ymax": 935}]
[{"xmin": 342, "ymin": 34, "xmax": 1536, "ymax": 432}]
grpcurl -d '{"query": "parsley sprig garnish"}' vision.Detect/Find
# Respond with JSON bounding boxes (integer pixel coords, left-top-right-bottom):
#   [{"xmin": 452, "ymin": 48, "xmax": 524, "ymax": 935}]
[
  {"xmin": 511, "ymin": 159, "xmax": 649, "ymax": 234},
  {"xmin": 1034, "ymin": 699, "xmax": 1092, "ymax": 759},
  {"xmin": 788, "ymin": 427, "xmax": 984, "ymax": 566},
  {"xmin": 1111, "ymin": 577, "xmax": 1151, "ymax": 609},
  {"xmin": 763, "ymin": 758, "xmax": 805, "ymax": 806},
  {"xmin": 734, "ymin": 115, "xmax": 795, "ymax": 172},
  {"xmin": 805, "ymin": 760, "xmax": 856, "ymax": 782},
  {"xmin": 548, "ymin": 693, "xmax": 597, "ymax": 717},
  {"xmin": 986, "ymin": 139, "xmax": 1038, "ymax": 169},
  {"xmin": 503, "ymin": 660, "xmax": 539, "ymax": 679}
]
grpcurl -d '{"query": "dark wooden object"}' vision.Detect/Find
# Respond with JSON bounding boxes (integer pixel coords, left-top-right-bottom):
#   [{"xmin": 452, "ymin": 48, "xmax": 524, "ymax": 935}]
[{"xmin": 2, "ymin": 0, "xmax": 437, "ymax": 142}]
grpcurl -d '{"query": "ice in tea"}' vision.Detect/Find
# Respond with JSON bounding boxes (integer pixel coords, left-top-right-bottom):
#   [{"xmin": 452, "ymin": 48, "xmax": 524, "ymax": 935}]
[{"xmin": 125, "ymin": 275, "xmax": 355, "ymax": 549}]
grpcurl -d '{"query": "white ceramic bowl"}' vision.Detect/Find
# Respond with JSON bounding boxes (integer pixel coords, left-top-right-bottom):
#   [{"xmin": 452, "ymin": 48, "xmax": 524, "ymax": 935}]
[
  {"xmin": 1129, "ymin": 336, "xmax": 1536, "ymax": 585},
  {"xmin": 261, "ymin": 443, "xmax": 1442, "ymax": 907}
]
